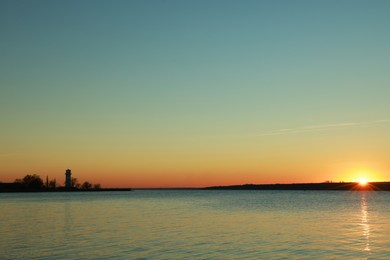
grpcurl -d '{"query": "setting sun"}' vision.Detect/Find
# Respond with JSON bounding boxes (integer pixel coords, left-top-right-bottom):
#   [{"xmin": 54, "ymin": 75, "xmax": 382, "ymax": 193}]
[{"xmin": 358, "ymin": 178, "xmax": 368, "ymax": 186}]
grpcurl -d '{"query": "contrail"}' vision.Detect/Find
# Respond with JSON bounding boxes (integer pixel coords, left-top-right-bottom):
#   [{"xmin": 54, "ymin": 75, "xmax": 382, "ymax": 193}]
[{"xmin": 256, "ymin": 119, "xmax": 390, "ymax": 137}]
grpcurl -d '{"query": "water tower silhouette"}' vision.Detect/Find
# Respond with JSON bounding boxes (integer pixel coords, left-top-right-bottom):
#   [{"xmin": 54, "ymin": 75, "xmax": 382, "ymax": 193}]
[{"xmin": 65, "ymin": 169, "xmax": 72, "ymax": 188}]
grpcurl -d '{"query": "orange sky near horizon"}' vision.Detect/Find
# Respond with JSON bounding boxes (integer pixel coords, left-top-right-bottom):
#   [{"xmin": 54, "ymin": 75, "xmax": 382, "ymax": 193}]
[
  {"xmin": 1, "ymin": 130, "xmax": 389, "ymax": 188},
  {"xmin": 0, "ymin": 164, "xmax": 388, "ymax": 188}
]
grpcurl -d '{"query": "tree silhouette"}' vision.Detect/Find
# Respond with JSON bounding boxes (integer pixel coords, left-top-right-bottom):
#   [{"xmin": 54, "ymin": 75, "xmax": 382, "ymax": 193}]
[
  {"xmin": 20, "ymin": 174, "xmax": 44, "ymax": 190},
  {"xmin": 81, "ymin": 181, "xmax": 92, "ymax": 190},
  {"xmin": 71, "ymin": 177, "xmax": 80, "ymax": 189},
  {"xmin": 48, "ymin": 179, "xmax": 57, "ymax": 189},
  {"xmin": 10, "ymin": 174, "xmax": 104, "ymax": 191}
]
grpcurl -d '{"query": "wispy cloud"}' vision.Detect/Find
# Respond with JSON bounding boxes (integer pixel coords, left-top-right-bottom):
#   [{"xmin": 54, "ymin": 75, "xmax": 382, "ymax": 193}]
[{"xmin": 256, "ymin": 119, "xmax": 390, "ymax": 137}]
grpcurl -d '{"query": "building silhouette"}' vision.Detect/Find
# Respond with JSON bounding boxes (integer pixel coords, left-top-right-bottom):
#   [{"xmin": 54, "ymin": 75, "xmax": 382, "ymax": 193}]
[{"xmin": 65, "ymin": 169, "xmax": 72, "ymax": 188}]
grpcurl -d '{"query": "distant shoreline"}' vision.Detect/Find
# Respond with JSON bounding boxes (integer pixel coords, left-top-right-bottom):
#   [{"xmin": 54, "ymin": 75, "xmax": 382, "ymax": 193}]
[
  {"xmin": 3, "ymin": 182, "xmax": 390, "ymax": 192},
  {"xmin": 133, "ymin": 182, "xmax": 390, "ymax": 190},
  {"xmin": 204, "ymin": 182, "xmax": 390, "ymax": 191},
  {"xmin": 0, "ymin": 186, "xmax": 132, "ymax": 193}
]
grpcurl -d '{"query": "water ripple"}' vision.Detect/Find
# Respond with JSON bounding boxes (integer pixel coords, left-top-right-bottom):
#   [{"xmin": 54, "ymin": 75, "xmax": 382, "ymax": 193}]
[{"xmin": 2, "ymin": 191, "xmax": 390, "ymax": 259}]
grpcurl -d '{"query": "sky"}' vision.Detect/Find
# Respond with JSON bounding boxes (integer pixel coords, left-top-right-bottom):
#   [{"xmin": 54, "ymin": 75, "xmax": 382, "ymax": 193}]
[{"xmin": 1, "ymin": 0, "xmax": 390, "ymax": 188}]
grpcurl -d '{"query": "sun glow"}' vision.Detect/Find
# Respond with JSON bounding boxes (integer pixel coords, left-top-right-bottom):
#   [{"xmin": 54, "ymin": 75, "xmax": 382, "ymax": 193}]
[
  {"xmin": 358, "ymin": 178, "xmax": 368, "ymax": 186},
  {"xmin": 337, "ymin": 164, "xmax": 387, "ymax": 185}
]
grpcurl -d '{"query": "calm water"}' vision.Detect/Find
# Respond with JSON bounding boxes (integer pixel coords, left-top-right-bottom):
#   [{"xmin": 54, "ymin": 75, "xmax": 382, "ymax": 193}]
[{"xmin": 1, "ymin": 190, "xmax": 390, "ymax": 259}]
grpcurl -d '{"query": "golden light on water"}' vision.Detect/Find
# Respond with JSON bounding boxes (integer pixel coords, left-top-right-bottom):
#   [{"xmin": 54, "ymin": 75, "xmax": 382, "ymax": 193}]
[{"xmin": 360, "ymin": 193, "xmax": 371, "ymax": 252}]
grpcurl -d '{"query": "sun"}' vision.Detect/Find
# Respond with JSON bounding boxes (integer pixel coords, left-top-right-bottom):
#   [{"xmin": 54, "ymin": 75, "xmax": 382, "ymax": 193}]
[
  {"xmin": 341, "ymin": 166, "xmax": 383, "ymax": 186},
  {"xmin": 358, "ymin": 178, "xmax": 368, "ymax": 186}
]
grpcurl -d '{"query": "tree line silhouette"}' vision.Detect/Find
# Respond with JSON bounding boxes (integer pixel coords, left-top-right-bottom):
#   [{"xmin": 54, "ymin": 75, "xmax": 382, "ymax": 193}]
[{"xmin": 13, "ymin": 174, "xmax": 101, "ymax": 191}]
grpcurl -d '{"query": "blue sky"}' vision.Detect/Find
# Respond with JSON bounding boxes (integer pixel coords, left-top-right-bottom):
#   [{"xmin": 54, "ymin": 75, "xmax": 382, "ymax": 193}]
[{"xmin": 1, "ymin": 0, "xmax": 390, "ymax": 187}]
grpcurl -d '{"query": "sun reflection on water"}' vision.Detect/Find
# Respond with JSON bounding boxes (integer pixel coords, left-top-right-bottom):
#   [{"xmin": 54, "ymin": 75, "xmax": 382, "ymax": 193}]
[{"xmin": 360, "ymin": 192, "xmax": 370, "ymax": 252}]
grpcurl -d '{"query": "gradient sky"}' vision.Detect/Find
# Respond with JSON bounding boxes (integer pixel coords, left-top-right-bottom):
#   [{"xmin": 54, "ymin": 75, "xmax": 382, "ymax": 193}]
[{"xmin": 1, "ymin": 0, "xmax": 390, "ymax": 187}]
